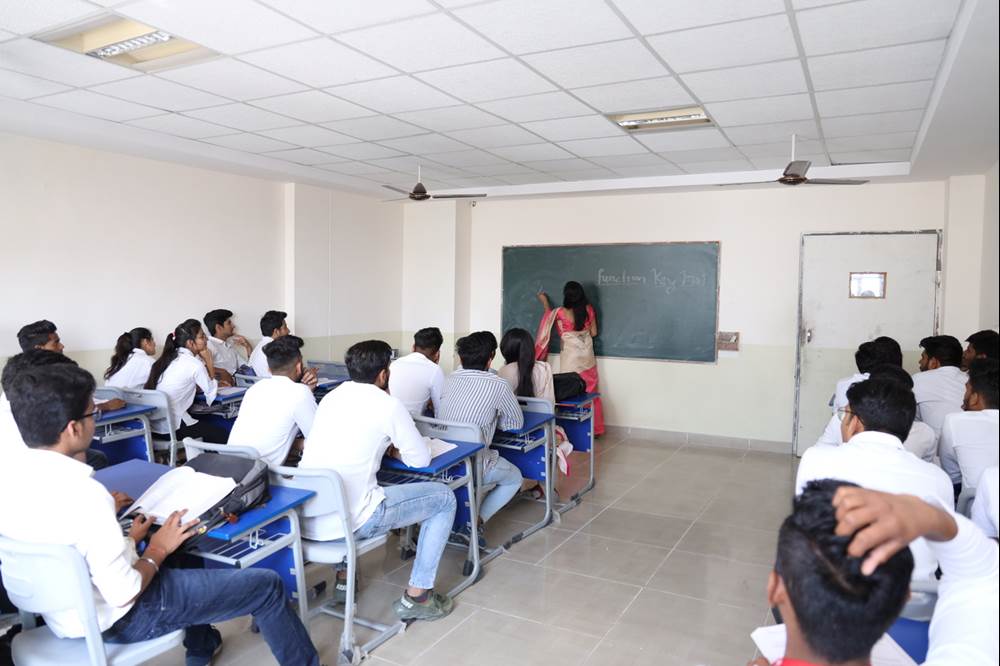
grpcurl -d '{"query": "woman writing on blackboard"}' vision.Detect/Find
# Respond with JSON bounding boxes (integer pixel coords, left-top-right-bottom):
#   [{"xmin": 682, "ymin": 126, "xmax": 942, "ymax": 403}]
[{"xmin": 535, "ymin": 281, "xmax": 604, "ymax": 435}]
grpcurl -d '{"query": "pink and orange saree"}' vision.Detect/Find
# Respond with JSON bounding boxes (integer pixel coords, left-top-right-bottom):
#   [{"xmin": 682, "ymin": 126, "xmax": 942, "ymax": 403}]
[{"xmin": 535, "ymin": 304, "xmax": 605, "ymax": 435}]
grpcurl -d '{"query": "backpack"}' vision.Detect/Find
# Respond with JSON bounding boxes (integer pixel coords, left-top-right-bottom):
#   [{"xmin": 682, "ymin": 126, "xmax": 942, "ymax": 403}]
[
  {"xmin": 181, "ymin": 453, "xmax": 270, "ymax": 548},
  {"xmin": 553, "ymin": 372, "xmax": 586, "ymax": 402}
]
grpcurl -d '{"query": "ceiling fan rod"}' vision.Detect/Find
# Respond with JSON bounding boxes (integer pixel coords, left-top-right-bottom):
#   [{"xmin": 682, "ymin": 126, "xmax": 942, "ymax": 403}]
[{"xmin": 791, "ymin": 133, "xmax": 797, "ymax": 162}]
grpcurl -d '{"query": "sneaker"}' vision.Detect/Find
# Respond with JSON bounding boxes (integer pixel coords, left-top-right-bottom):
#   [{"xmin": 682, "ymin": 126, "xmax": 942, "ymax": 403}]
[
  {"xmin": 185, "ymin": 626, "xmax": 223, "ymax": 666},
  {"xmin": 451, "ymin": 524, "xmax": 487, "ymax": 549},
  {"xmin": 392, "ymin": 592, "xmax": 454, "ymax": 622},
  {"xmin": 333, "ymin": 573, "xmax": 356, "ymax": 605}
]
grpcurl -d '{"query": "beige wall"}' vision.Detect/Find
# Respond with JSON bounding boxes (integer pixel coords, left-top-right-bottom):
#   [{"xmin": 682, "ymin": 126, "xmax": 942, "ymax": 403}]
[{"xmin": 981, "ymin": 162, "xmax": 1000, "ymax": 329}]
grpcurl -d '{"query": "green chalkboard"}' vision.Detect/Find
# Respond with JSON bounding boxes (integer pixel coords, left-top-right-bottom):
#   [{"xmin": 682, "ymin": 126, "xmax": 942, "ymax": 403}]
[{"xmin": 501, "ymin": 242, "xmax": 720, "ymax": 362}]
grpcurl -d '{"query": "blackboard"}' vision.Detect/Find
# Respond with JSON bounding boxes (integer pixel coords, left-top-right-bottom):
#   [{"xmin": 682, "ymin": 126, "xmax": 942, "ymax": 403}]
[{"xmin": 501, "ymin": 242, "xmax": 720, "ymax": 362}]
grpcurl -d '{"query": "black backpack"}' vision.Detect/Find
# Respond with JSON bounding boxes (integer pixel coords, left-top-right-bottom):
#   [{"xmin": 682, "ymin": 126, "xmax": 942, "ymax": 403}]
[
  {"xmin": 181, "ymin": 453, "xmax": 270, "ymax": 548},
  {"xmin": 553, "ymin": 372, "xmax": 586, "ymax": 401}
]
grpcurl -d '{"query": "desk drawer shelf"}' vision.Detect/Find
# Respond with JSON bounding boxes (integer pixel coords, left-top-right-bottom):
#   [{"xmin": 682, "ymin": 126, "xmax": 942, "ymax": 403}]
[{"xmin": 191, "ymin": 529, "xmax": 292, "ymax": 569}]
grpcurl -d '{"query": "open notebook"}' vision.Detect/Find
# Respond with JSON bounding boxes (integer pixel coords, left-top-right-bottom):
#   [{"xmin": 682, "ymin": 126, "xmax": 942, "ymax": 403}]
[
  {"xmin": 124, "ymin": 466, "xmax": 236, "ymax": 525},
  {"xmin": 751, "ymin": 624, "xmax": 916, "ymax": 666},
  {"xmin": 427, "ymin": 437, "xmax": 457, "ymax": 457}
]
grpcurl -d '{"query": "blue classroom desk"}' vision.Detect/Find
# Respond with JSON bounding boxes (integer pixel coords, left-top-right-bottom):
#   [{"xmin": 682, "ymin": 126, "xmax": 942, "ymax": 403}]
[
  {"xmin": 554, "ymin": 392, "xmax": 600, "ymax": 511},
  {"xmin": 887, "ymin": 617, "xmax": 929, "ymax": 663},
  {"xmin": 493, "ymin": 409, "xmax": 556, "ymax": 543},
  {"xmin": 191, "ymin": 387, "xmax": 247, "ymax": 436},
  {"xmin": 91, "ymin": 403, "xmax": 157, "ymax": 464}
]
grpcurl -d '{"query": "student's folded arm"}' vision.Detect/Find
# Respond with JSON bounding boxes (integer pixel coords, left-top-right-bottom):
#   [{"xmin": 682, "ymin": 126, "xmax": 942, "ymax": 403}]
[
  {"xmin": 295, "ymin": 389, "xmax": 318, "ymax": 438},
  {"xmin": 195, "ymin": 365, "xmax": 219, "ymax": 405},
  {"xmin": 499, "ymin": 388, "xmax": 524, "ymax": 431},
  {"xmin": 391, "ymin": 402, "xmax": 431, "ymax": 468}
]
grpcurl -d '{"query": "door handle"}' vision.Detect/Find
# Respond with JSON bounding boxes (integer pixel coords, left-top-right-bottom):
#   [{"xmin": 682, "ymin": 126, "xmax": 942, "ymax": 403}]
[{"xmin": 803, "ymin": 328, "xmax": 813, "ymax": 344}]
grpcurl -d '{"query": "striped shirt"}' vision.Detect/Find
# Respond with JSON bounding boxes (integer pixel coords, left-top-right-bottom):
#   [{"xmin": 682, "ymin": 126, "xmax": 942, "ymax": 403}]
[{"xmin": 438, "ymin": 369, "xmax": 523, "ymax": 447}]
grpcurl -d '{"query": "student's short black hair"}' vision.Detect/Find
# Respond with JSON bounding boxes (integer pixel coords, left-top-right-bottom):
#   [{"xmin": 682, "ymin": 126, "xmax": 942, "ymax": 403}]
[
  {"xmin": 845, "ymin": 378, "xmax": 916, "ymax": 441},
  {"xmin": 16, "ymin": 320, "xmax": 57, "ymax": 352},
  {"xmin": 1, "ymin": 350, "xmax": 77, "ymax": 395},
  {"xmin": 777, "ymin": 479, "xmax": 913, "ymax": 663},
  {"xmin": 204, "ymin": 309, "xmax": 233, "ymax": 337},
  {"xmin": 264, "ymin": 335, "xmax": 304, "ymax": 372},
  {"xmin": 482, "ymin": 331, "xmax": 498, "ymax": 355},
  {"xmin": 413, "ymin": 327, "xmax": 444, "ymax": 353},
  {"xmin": 260, "ymin": 310, "xmax": 287, "ymax": 337},
  {"xmin": 456, "ymin": 332, "xmax": 494, "ymax": 371},
  {"xmin": 966, "ymin": 330, "xmax": 1000, "ymax": 360},
  {"xmin": 854, "ymin": 340, "xmax": 898, "ymax": 374},
  {"xmin": 919, "ymin": 335, "xmax": 963, "ymax": 367},
  {"xmin": 968, "ymin": 358, "xmax": 1000, "ymax": 409},
  {"xmin": 867, "ymin": 363, "xmax": 914, "ymax": 389},
  {"xmin": 345, "ymin": 340, "xmax": 392, "ymax": 383},
  {"xmin": 873, "ymin": 336, "xmax": 904, "ymax": 367},
  {"xmin": 8, "ymin": 365, "xmax": 96, "ymax": 448}
]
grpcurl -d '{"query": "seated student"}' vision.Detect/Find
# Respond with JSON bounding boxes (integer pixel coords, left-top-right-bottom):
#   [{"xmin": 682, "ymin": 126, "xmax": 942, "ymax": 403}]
[
  {"xmin": 873, "ymin": 335, "xmax": 904, "ymax": 366},
  {"xmin": 16, "ymin": 319, "xmax": 63, "ymax": 353},
  {"xmin": 438, "ymin": 332, "xmax": 524, "ymax": 543},
  {"xmin": 104, "ymin": 328, "xmax": 157, "ymax": 390},
  {"xmin": 795, "ymin": 378, "xmax": 953, "ymax": 583},
  {"xmin": 963, "ymin": 329, "xmax": 1000, "ymax": 369},
  {"xmin": 497, "ymin": 328, "xmax": 555, "ymax": 404},
  {"xmin": 912, "ymin": 334, "xmax": 967, "ymax": 439},
  {"xmin": 248, "ymin": 310, "xmax": 290, "ymax": 378},
  {"xmin": 203, "ymin": 308, "xmax": 253, "ymax": 385},
  {"xmin": 751, "ymin": 481, "xmax": 998, "ymax": 666},
  {"xmin": 388, "ymin": 327, "xmax": 446, "ymax": 418},
  {"xmin": 0, "ymin": 364, "xmax": 319, "ymax": 665},
  {"xmin": 144, "ymin": 319, "xmax": 228, "ymax": 444},
  {"xmin": 970, "ymin": 465, "xmax": 999, "ymax": 538},
  {"xmin": 299, "ymin": 340, "xmax": 456, "ymax": 621},
  {"xmin": 939, "ymin": 357, "xmax": 1000, "ymax": 493},
  {"xmin": 228, "ymin": 336, "xmax": 318, "ymax": 467},
  {"xmin": 830, "ymin": 339, "xmax": 896, "ymax": 414}
]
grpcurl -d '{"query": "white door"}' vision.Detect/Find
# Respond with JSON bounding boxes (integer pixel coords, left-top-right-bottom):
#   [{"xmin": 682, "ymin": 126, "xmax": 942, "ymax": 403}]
[{"xmin": 794, "ymin": 232, "xmax": 940, "ymax": 455}]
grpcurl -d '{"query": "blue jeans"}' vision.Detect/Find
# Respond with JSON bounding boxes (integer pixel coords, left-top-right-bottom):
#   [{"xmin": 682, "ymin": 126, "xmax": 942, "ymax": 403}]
[
  {"xmin": 103, "ymin": 567, "xmax": 318, "ymax": 666},
  {"xmin": 480, "ymin": 456, "xmax": 522, "ymax": 522},
  {"xmin": 355, "ymin": 482, "xmax": 456, "ymax": 590}
]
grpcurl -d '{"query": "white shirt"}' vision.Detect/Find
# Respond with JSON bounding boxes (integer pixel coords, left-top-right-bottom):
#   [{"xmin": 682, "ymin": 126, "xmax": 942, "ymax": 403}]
[
  {"xmin": 0, "ymin": 393, "xmax": 26, "ymax": 458},
  {"xmin": 152, "ymin": 348, "xmax": 218, "ymax": 433},
  {"xmin": 814, "ymin": 415, "xmax": 938, "ymax": 463},
  {"xmin": 939, "ymin": 409, "xmax": 999, "ymax": 486},
  {"xmin": 497, "ymin": 360, "xmax": 555, "ymax": 405},
  {"xmin": 299, "ymin": 381, "xmax": 430, "ymax": 540},
  {"xmin": 795, "ymin": 430, "xmax": 954, "ymax": 581},
  {"xmin": 831, "ymin": 372, "xmax": 868, "ymax": 413},
  {"xmin": 206, "ymin": 336, "xmax": 246, "ymax": 375},
  {"xmin": 248, "ymin": 336, "xmax": 273, "ymax": 378},
  {"xmin": 970, "ymin": 466, "xmax": 999, "ymax": 538},
  {"xmin": 387, "ymin": 352, "xmax": 445, "ymax": 417},
  {"xmin": 0, "ymin": 448, "xmax": 141, "ymax": 638},
  {"xmin": 228, "ymin": 376, "xmax": 316, "ymax": 467},
  {"xmin": 912, "ymin": 365, "xmax": 967, "ymax": 438},
  {"xmin": 105, "ymin": 349, "xmax": 155, "ymax": 390}
]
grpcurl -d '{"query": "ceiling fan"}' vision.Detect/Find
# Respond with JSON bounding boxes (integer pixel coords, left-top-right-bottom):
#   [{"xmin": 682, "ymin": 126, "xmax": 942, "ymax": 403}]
[
  {"xmin": 382, "ymin": 166, "xmax": 487, "ymax": 201},
  {"xmin": 724, "ymin": 135, "xmax": 869, "ymax": 187}
]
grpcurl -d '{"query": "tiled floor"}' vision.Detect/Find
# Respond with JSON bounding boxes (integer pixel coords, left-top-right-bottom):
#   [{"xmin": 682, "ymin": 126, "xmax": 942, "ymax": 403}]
[{"xmin": 147, "ymin": 435, "xmax": 798, "ymax": 665}]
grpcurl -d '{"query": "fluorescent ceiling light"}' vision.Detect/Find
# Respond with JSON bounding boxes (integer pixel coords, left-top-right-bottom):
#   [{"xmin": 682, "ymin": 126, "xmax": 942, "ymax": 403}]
[{"xmin": 608, "ymin": 106, "xmax": 713, "ymax": 133}]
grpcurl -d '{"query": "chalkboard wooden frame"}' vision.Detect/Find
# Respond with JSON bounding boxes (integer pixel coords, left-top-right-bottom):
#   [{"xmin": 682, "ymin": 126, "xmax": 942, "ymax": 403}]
[{"xmin": 500, "ymin": 241, "xmax": 721, "ymax": 364}]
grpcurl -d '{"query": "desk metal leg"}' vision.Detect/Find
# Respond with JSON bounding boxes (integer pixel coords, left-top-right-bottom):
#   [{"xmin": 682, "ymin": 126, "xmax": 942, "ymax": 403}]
[
  {"xmin": 285, "ymin": 510, "xmax": 309, "ymax": 621},
  {"xmin": 504, "ymin": 423, "xmax": 554, "ymax": 546},
  {"xmin": 556, "ymin": 401, "xmax": 596, "ymax": 514},
  {"xmin": 447, "ymin": 456, "xmax": 486, "ymax": 598},
  {"xmin": 138, "ymin": 415, "xmax": 155, "ymax": 463}
]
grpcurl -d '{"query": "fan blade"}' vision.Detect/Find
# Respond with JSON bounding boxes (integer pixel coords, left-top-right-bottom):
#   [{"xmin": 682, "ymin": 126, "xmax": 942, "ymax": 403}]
[
  {"xmin": 381, "ymin": 197, "xmax": 409, "ymax": 202},
  {"xmin": 430, "ymin": 193, "xmax": 487, "ymax": 199},
  {"xmin": 783, "ymin": 160, "xmax": 811, "ymax": 178},
  {"xmin": 804, "ymin": 178, "xmax": 869, "ymax": 185},
  {"xmin": 715, "ymin": 180, "xmax": 777, "ymax": 187},
  {"xmin": 382, "ymin": 185, "xmax": 411, "ymax": 194}
]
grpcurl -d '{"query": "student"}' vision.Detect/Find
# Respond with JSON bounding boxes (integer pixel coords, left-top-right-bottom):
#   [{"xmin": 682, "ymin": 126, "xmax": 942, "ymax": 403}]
[
  {"xmin": 248, "ymin": 310, "xmax": 290, "ymax": 378},
  {"xmin": 751, "ymin": 481, "xmax": 998, "ymax": 666},
  {"xmin": 963, "ymin": 329, "xmax": 999, "ymax": 369},
  {"xmin": 299, "ymin": 340, "xmax": 456, "ymax": 621},
  {"xmin": 497, "ymin": 328, "xmax": 555, "ymax": 404},
  {"xmin": 16, "ymin": 319, "xmax": 63, "ymax": 353},
  {"xmin": 104, "ymin": 328, "xmax": 157, "ymax": 390},
  {"xmin": 228, "ymin": 336, "xmax": 318, "ymax": 467},
  {"xmin": 912, "ymin": 334, "xmax": 967, "ymax": 438},
  {"xmin": 939, "ymin": 357, "xmax": 1000, "ymax": 493},
  {"xmin": 830, "ymin": 339, "xmax": 897, "ymax": 414},
  {"xmin": 970, "ymin": 466, "xmax": 999, "ymax": 538},
  {"xmin": 795, "ymin": 378, "xmax": 953, "ymax": 583},
  {"xmin": 873, "ymin": 335, "xmax": 904, "ymax": 366},
  {"xmin": 438, "ymin": 332, "xmax": 524, "ymax": 543},
  {"xmin": 203, "ymin": 308, "xmax": 253, "ymax": 384},
  {"xmin": 144, "ymin": 319, "xmax": 228, "ymax": 444},
  {"xmin": 388, "ymin": 327, "xmax": 446, "ymax": 418},
  {"xmin": 0, "ymin": 364, "xmax": 319, "ymax": 665}
]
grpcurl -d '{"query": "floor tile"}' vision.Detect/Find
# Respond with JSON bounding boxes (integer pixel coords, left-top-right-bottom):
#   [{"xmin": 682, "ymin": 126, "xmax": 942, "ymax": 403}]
[
  {"xmin": 675, "ymin": 521, "xmax": 778, "ymax": 566},
  {"xmin": 540, "ymin": 532, "xmax": 671, "ymax": 586},
  {"xmin": 646, "ymin": 550, "xmax": 771, "ymax": 610},
  {"xmin": 582, "ymin": 507, "xmax": 692, "ymax": 548},
  {"xmin": 612, "ymin": 476, "xmax": 713, "ymax": 520}
]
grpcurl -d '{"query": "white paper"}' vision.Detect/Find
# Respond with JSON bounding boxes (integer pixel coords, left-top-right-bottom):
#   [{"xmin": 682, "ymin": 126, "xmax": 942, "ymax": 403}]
[
  {"xmin": 217, "ymin": 387, "xmax": 244, "ymax": 397},
  {"xmin": 427, "ymin": 437, "xmax": 457, "ymax": 457},
  {"xmin": 124, "ymin": 466, "xmax": 237, "ymax": 525},
  {"xmin": 751, "ymin": 624, "xmax": 916, "ymax": 666}
]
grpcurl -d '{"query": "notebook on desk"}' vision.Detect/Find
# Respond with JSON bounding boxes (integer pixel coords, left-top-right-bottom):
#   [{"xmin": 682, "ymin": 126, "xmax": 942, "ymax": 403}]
[{"xmin": 123, "ymin": 466, "xmax": 236, "ymax": 525}]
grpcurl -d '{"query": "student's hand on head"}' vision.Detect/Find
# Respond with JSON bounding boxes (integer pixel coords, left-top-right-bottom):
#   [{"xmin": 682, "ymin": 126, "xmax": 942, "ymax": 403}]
[
  {"xmin": 147, "ymin": 509, "xmax": 200, "ymax": 555},
  {"xmin": 128, "ymin": 513, "xmax": 154, "ymax": 542},
  {"xmin": 111, "ymin": 491, "xmax": 133, "ymax": 513},
  {"xmin": 301, "ymin": 367, "xmax": 318, "ymax": 389}
]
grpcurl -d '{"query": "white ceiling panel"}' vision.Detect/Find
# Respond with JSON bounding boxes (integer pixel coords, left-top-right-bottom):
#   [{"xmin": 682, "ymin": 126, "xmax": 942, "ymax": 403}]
[
  {"xmin": 588, "ymin": 153, "xmax": 669, "ymax": 168},
  {"xmin": 0, "ymin": 29, "xmax": 15, "ymax": 41},
  {"xmin": 239, "ymin": 38, "xmax": 397, "ymax": 88},
  {"xmin": 202, "ymin": 133, "xmax": 297, "ymax": 152},
  {"xmin": 797, "ymin": 0, "xmax": 960, "ymax": 56},
  {"xmin": 523, "ymin": 158, "xmax": 596, "ymax": 171},
  {"xmin": 0, "ymin": 39, "xmax": 137, "ymax": 87},
  {"xmin": 379, "ymin": 133, "xmax": 469, "ymax": 153},
  {"xmin": 613, "ymin": 164, "xmax": 685, "ymax": 177},
  {"xmin": 447, "ymin": 124, "xmax": 541, "ymax": 148},
  {"xmin": 499, "ymin": 173, "xmax": 559, "ymax": 184},
  {"xmin": 90, "ymin": 76, "xmax": 227, "ymax": 112},
  {"xmin": 681, "ymin": 59, "xmax": 808, "ymax": 102},
  {"xmin": 648, "ymin": 14, "xmax": 797, "ymax": 73},
  {"xmin": 249, "ymin": 90, "xmax": 371, "ymax": 123},
  {"xmin": 395, "ymin": 105, "xmax": 504, "ymax": 132},
  {"xmin": 821, "ymin": 109, "xmax": 924, "ymax": 138},
  {"xmin": 815, "ymin": 80, "xmax": 933, "ymax": 118},
  {"xmin": 522, "ymin": 115, "xmax": 622, "ymax": 142},
  {"xmin": 738, "ymin": 138, "xmax": 823, "ymax": 157},
  {"xmin": 464, "ymin": 162, "xmax": 541, "ymax": 175},
  {"xmin": 750, "ymin": 153, "xmax": 828, "ymax": 169},
  {"xmin": 416, "ymin": 58, "xmax": 555, "ymax": 102},
  {"xmin": 0, "ymin": 0, "xmax": 102, "ymax": 35},
  {"xmin": 456, "ymin": 0, "xmax": 631, "ymax": 54},
  {"xmin": 724, "ymin": 119, "xmax": 821, "ymax": 145},
  {"xmin": 264, "ymin": 148, "xmax": 337, "ymax": 165},
  {"xmin": 33, "ymin": 89, "xmax": 162, "ymax": 121},
  {"xmin": 326, "ymin": 76, "xmax": 458, "ymax": 113},
  {"xmin": 825, "ymin": 131, "xmax": 916, "ymax": 152},
  {"xmin": 477, "ymin": 91, "xmax": 592, "ymax": 123},
  {"xmin": 552, "ymin": 168, "xmax": 619, "ymax": 181},
  {"xmin": 257, "ymin": 0, "xmax": 435, "ymax": 34},
  {"xmin": 664, "ymin": 146, "xmax": 745, "ymax": 163},
  {"xmin": 159, "ymin": 58, "xmax": 306, "ymax": 100},
  {"xmin": 611, "ymin": 0, "xmax": 785, "ymax": 34},
  {"xmin": 523, "ymin": 39, "xmax": 667, "ymax": 89},
  {"xmin": 0, "ymin": 68, "xmax": 69, "ymax": 99},
  {"xmin": 318, "ymin": 162, "xmax": 401, "ymax": 177},
  {"xmin": 316, "ymin": 142, "xmax": 404, "ymax": 160},
  {"xmin": 259, "ymin": 124, "xmax": 357, "ymax": 147},
  {"xmin": 185, "ymin": 103, "xmax": 300, "ymax": 131},
  {"xmin": 830, "ymin": 148, "xmax": 912, "ymax": 164},
  {"xmin": 321, "ymin": 115, "xmax": 424, "ymax": 140},
  {"xmin": 335, "ymin": 14, "xmax": 502, "ymax": 71},
  {"xmin": 707, "ymin": 93, "xmax": 814, "ymax": 127},
  {"xmin": 571, "ymin": 76, "xmax": 694, "ymax": 113},
  {"xmin": 791, "ymin": 0, "xmax": 841, "ymax": 8},
  {"xmin": 682, "ymin": 158, "xmax": 754, "ymax": 173},
  {"xmin": 558, "ymin": 135, "xmax": 643, "ymax": 157},
  {"xmin": 367, "ymin": 155, "xmax": 442, "ymax": 173},
  {"xmin": 808, "ymin": 41, "xmax": 946, "ymax": 91},
  {"xmin": 127, "ymin": 114, "xmax": 235, "ymax": 139},
  {"xmin": 426, "ymin": 149, "xmax": 510, "ymax": 167},
  {"xmin": 634, "ymin": 127, "xmax": 730, "ymax": 152},
  {"xmin": 117, "ymin": 0, "xmax": 317, "ymax": 54},
  {"xmin": 492, "ymin": 143, "xmax": 576, "ymax": 162}
]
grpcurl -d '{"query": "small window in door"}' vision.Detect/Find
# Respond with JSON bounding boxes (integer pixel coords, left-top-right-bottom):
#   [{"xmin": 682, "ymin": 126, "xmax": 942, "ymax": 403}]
[{"xmin": 849, "ymin": 272, "xmax": 886, "ymax": 299}]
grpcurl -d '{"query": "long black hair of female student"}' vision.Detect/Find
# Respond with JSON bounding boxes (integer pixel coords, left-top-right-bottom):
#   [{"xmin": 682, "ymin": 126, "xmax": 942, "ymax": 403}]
[
  {"xmin": 500, "ymin": 328, "xmax": 537, "ymax": 397},
  {"xmin": 563, "ymin": 280, "xmax": 590, "ymax": 331},
  {"xmin": 144, "ymin": 319, "xmax": 201, "ymax": 390},
  {"xmin": 104, "ymin": 327, "xmax": 153, "ymax": 380}
]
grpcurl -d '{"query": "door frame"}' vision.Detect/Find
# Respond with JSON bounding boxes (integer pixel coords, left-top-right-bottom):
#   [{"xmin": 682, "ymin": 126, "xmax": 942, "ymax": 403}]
[{"xmin": 791, "ymin": 229, "xmax": 943, "ymax": 454}]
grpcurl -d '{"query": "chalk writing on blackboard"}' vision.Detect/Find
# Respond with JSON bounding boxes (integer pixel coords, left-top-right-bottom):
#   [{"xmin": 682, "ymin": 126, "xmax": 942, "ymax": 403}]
[{"xmin": 598, "ymin": 268, "xmax": 708, "ymax": 294}]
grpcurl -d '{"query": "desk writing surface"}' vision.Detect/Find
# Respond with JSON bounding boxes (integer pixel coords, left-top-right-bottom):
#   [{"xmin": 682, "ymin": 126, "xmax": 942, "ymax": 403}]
[
  {"xmin": 96, "ymin": 403, "xmax": 157, "ymax": 423},
  {"xmin": 94, "ymin": 459, "xmax": 170, "ymax": 500},
  {"xmin": 205, "ymin": 486, "xmax": 314, "ymax": 541},
  {"xmin": 555, "ymin": 392, "xmax": 600, "ymax": 407},
  {"xmin": 381, "ymin": 440, "xmax": 483, "ymax": 475},
  {"xmin": 194, "ymin": 387, "xmax": 247, "ymax": 404},
  {"xmin": 502, "ymin": 411, "xmax": 554, "ymax": 435}
]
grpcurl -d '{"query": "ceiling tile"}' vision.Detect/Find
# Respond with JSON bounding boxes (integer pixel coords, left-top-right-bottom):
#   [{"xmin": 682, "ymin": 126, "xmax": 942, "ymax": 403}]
[
  {"xmin": 159, "ymin": 58, "xmax": 306, "ymax": 100},
  {"xmin": 571, "ymin": 76, "xmax": 694, "ymax": 113},
  {"xmin": 648, "ymin": 14, "xmax": 797, "ymax": 73},
  {"xmin": 428, "ymin": 149, "xmax": 510, "ymax": 167},
  {"xmin": 455, "ymin": 0, "xmax": 631, "ymax": 54},
  {"xmin": 797, "ymin": 0, "xmax": 960, "ymax": 56},
  {"xmin": 202, "ymin": 133, "xmax": 297, "ymax": 152},
  {"xmin": 558, "ymin": 135, "xmax": 644, "ymax": 157},
  {"xmin": 249, "ymin": 90, "xmax": 371, "ymax": 123},
  {"xmin": 500, "ymin": 173, "xmax": 559, "ymax": 184},
  {"xmin": 724, "ymin": 119, "xmax": 820, "ymax": 145},
  {"xmin": 416, "ymin": 58, "xmax": 555, "ymax": 103},
  {"xmin": 738, "ymin": 138, "xmax": 823, "ymax": 157},
  {"xmin": 551, "ymin": 168, "xmax": 619, "ymax": 181},
  {"xmin": 707, "ymin": 93, "xmax": 814, "ymax": 127},
  {"xmin": 681, "ymin": 60, "xmax": 807, "ymax": 102},
  {"xmin": 366, "ymin": 155, "xmax": 440, "ymax": 173},
  {"xmin": 33, "ymin": 89, "xmax": 162, "ymax": 121},
  {"xmin": 663, "ymin": 147, "xmax": 746, "ymax": 164},
  {"xmin": 477, "ymin": 91, "xmax": 592, "ymax": 122},
  {"xmin": 815, "ymin": 81, "xmax": 933, "ymax": 118},
  {"xmin": 821, "ymin": 109, "xmax": 924, "ymax": 138},
  {"xmin": 611, "ymin": 0, "xmax": 784, "ymax": 34},
  {"xmin": 464, "ymin": 162, "xmax": 541, "ymax": 175},
  {"xmin": 326, "ymin": 76, "xmax": 458, "ymax": 113},
  {"xmin": 791, "ymin": 0, "xmax": 841, "ymax": 8},
  {"xmin": 522, "ymin": 115, "xmax": 623, "ymax": 142},
  {"xmin": 825, "ymin": 131, "xmax": 916, "ymax": 152},
  {"xmin": 185, "ymin": 103, "xmax": 300, "ymax": 131},
  {"xmin": 264, "ymin": 148, "xmax": 337, "ymax": 165},
  {"xmin": 830, "ymin": 148, "xmax": 912, "ymax": 164},
  {"xmin": 447, "ymin": 124, "xmax": 542, "ymax": 148},
  {"xmin": 239, "ymin": 38, "xmax": 397, "ymax": 88},
  {"xmin": 117, "ymin": 0, "xmax": 317, "ymax": 54},
  {"xmin": 395, "ymin": 105, "xmax": 505, "ymax": 132},
  {"xmin": 336, "ymin": 14, "xmax": 502, "ymax": 71},
  {"xmin": 321, "ymin": 115, "xmax": 424, "ymax": 140},
  {"xmin": 318, "ymin": 162, "xmax": 401, "ymax": 176},
  {"xmin": 0, "ymin": 0, "xmax": 102, "ymax": 35},
  {"xmin": 634, "ymin": 127, "xmax": 730, "ymax": 152},
  {"xmin": 492, "ymin": 143, "xmax": 576, "ymax": 162},
  {"xmin": 523, "ymin": 39, "xmax": 667, "ymax": 89},
  {"xmin": 90, "ymin": 76, "xmax": 227, "ymax": 111},
  {"xmin": 613, "ymin": 164, "xmax": 685, "ymax": 177},
  {"xmin": 681, "ymin": 159, "xmax": 754, "ymax": 173},
  {"xmin": 750, "ymin": 153, "xmax": 828, "ymax": 169},
  {"xmin": 0, "ymin": 39, "xmax": 137, "ymax": 87},
  {"xmin": 808, "ymin": 41, "xmax": 946, "ymax": 90},
  {"xmin": 258, "ymin": 124, "xmax": 357, "ymax": 147},
  {"xmin": 522, "ymin": 157, "xmax": 596, "ymax": 171},
  {"xmin": 127, "ymin": 114, "xmax": 235, "ymax": 139},
  {"xmin": 256, "ymin": 0, "xmax": 435, "ymax": 33},
  {"xmin": 0, "ymin": 68, "xmax": 69, "ymax": 99},
  {"xmin": 379, "ymin": 133, "xmax": 470, "ymax": 153},
  {"xmin": 588, "ymin": 153, "xmax": 668, "ymax": 168},
  {"xmin": 317, "ymin": 142, "xmax": 404, "ymax": 160},
  {"xmin": 0, "ymin": 29, "xmax": 15, "ymax": 41}
]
